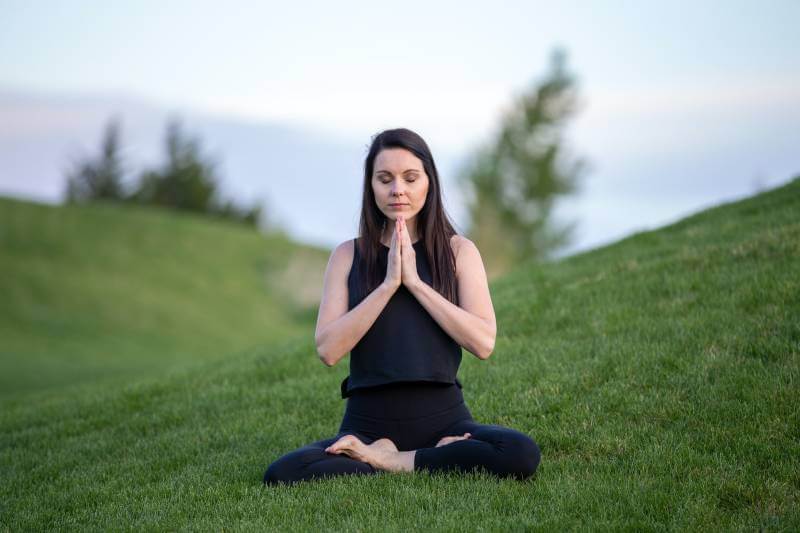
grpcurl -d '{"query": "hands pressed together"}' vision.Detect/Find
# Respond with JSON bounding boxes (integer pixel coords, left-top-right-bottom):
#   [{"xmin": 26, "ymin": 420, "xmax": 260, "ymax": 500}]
[{"xmin": 385, "ymin": 215, "xmax": 422, "ymax": 291}]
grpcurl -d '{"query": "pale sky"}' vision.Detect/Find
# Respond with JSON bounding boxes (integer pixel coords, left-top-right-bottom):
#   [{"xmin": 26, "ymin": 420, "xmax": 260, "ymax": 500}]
[{"xmin": 1, "ymin": 0, "xmax": 799, "ymax": 255}]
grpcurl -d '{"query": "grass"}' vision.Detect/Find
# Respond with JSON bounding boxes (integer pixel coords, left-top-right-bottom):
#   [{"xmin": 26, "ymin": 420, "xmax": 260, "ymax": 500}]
[
  {"xmin": 0, "ymin": 197, "xmax": 328, "ymax": 398},
  {"xmin": 1, "ymin": 177, "xmax": 799, "ymax": 530}
]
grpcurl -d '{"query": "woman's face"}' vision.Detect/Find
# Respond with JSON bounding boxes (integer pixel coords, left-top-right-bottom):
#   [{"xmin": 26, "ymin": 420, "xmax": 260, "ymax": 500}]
[{"xmin": 371, "ymin": 148, "xmax": 430, "ymax": 221}]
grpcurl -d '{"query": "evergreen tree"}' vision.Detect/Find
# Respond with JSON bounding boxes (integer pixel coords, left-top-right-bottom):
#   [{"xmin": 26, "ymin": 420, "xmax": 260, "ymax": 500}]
[
  {"xmin": 457, "ymin": 48, "xmax": 588, "ymax": 278},
  {"xmin": 65, "ymin": 114, "xmax": 263, "ymax": 228},
  {"xmin": 64, "ymin": 117, "xmax": 127, "ymax": 202},
  {"xmin": 131, "ymin": 118, "xmax": 218, "ymax": 213}
]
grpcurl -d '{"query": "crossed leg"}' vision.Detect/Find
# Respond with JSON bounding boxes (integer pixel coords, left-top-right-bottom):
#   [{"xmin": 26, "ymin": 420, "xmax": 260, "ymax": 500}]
[
  {"xmin": 413, "ymin": 420, "xmax": 541, "ymax": 481},
  {"xmin": 326, "ymin": 420, "xmax": 541, "ymax": 481},
  {"xmin": 263, "ymin": 431, "xmax": 379, "ymax": 486},
  {"xmin": 264, "ymin": 422, "xmax": 540, "ymax": 486}
]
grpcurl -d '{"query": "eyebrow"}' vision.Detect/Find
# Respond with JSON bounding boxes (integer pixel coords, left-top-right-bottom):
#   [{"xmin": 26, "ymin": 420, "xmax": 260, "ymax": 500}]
[{"xmin": 375, "ymin": 169, "xmax": 421, "ymax": 176}]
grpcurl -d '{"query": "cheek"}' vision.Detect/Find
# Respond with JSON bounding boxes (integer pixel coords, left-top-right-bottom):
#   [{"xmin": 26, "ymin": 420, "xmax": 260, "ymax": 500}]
[{"xmin": 417, "ymin": 184, "xmax": 429, "ymax": 202}]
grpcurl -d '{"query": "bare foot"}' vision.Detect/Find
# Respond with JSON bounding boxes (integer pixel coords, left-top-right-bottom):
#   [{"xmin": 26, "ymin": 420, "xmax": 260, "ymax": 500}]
[
  {"xmin": 370, "ymin": 437, "xmax": 399, "ymax": 455},
  {"xmin": 324, "ymin": 434, "xmax": 372, "ymax": 464},
  {"xmin": 325, "ymin": 435, "xmax": 413, "ymax": 472},
  {"xmin": 435, "ymin": 432, "xmax": 472, "ymax": 447}
]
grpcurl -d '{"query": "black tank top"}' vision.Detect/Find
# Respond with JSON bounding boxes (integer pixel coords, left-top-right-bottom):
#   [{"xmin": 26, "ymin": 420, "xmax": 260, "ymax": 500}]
[{"xmin": 340, "ymin": 237, "xmax": 463, "ymax": 398}]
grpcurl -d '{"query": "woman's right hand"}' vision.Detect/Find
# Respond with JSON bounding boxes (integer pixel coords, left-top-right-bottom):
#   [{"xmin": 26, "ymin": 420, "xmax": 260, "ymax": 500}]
[{"xmin": 384, "ymin": 218, "xmax": 402, "ymax": 291}]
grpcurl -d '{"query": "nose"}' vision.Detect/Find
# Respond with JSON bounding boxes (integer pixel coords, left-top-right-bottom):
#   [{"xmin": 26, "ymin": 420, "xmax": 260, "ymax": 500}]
[{"xmin": 390, "ymin": 180, "xmax": 406, "ymax": 197}]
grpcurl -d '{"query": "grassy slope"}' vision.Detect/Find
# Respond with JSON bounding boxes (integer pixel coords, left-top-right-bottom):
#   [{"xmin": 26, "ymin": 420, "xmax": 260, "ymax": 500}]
[
  {"xmin": 1, "ymin": 178, "xmax": 798, "ymax": 530},
  {"xmin": 0, "ymin": 197, "xmax": 327, "ymax": 397}
]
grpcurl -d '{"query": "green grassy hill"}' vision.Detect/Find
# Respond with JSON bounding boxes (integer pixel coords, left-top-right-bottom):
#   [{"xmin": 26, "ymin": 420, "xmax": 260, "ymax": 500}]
[
  {"xmin": 0, "ymin": 197, "xmax": 329, "ymax": 397},
  {"xmin": 1, "ymin": 178, "xmax": 798, "ymax": 530}
]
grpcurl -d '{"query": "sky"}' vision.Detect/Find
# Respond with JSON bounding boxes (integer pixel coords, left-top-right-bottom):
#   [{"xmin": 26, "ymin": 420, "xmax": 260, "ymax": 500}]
[{"xmin": 1, "ymin": 0, "xmax": 799, "ymax": 255}]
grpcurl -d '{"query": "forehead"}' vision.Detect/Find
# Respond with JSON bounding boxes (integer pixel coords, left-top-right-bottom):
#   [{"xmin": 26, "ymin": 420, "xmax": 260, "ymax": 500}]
[{"xmin": 374, "ymin": 148, "xmax": 424, "ymax": 173}]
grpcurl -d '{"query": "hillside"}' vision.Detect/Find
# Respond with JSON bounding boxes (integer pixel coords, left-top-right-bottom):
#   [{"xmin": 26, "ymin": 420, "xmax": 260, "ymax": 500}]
[
  {"xmin": 1, "ymin": 177, "xmax": 798, "ymax": 530},
  {"xmin": 0, "ymin": 197, "xmax": 329, "ymax": 397}
]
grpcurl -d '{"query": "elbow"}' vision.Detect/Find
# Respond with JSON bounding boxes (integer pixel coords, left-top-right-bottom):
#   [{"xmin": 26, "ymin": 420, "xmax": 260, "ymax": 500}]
[
  {"xmin": 477, "ymin": 331, "xmax": 496, "ymax": 360},
  {"xmin": 478, "ymin": 343, "xmax": 494, "ymax": 360},
  {"xmin": 472, "ymin": 341, "xmax": 494, "ymax": 360},
  {"xmin": 316, "ymin": 342, "xmax": 343, "ymax": 367},
  {"xmin": 315, "ymin": 335, "xmax": 335, "ymax": 367},
  {"xmin": 317, "ymin": 347, "xmax": 335, "ymax": 367},
  {"xmin": 317, "ymin": 351, "xmax": 334, "ymax": 366},
  {"xmin": 316, "ymin": 328, "xmax": 348, "ymax": 367}
]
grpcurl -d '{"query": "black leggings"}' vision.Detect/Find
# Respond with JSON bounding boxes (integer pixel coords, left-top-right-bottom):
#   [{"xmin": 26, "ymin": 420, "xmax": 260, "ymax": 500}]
[{"xmin": 263, "ymin": 381, "xmax": 540, "ymax": 485}]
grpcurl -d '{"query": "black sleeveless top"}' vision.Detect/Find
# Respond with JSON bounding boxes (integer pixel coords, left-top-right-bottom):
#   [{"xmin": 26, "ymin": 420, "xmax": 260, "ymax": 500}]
[{"xmin": 340, "ymin": 237, "xmax": 463, "ymax": 398}]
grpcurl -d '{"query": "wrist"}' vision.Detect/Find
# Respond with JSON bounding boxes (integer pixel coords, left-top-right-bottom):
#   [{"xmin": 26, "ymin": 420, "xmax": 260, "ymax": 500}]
[
  {"xmin": 406, "ymin": 277, "xmax": 424, "ymax": 293},
  {"xmin": 381, "ymin": 280, "xmax": 400, "ymax": 294}
]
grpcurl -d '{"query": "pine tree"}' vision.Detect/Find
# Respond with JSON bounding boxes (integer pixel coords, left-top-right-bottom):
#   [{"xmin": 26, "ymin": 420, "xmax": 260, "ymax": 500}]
[
  {"xmin": 458, "ymin": 48, "xmax": 588, "ymax": 278},
  {"xmin": 131, "ymin": 118, "xmax": 218, "ymax": 213},
  {"xmin": 131, "ymin": 117, "xmax": 263, "ymax": 227},
  {"xmin": 64, "ymin": 117, "xmax": 127, "ymax": 202}
]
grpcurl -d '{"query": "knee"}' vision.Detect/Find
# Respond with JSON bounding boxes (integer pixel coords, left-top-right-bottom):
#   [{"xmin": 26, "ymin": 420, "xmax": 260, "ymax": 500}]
[
  {"xmin": 263, "ymin": 460, "xmax": 282, "ymax": 486},
  {"xmin": 504, "ymin": 432, "xmax": 541, "ymax": 480},
  {"xmin": 263, "ymin": 455, "xmax": 295, "ymax": 486}
]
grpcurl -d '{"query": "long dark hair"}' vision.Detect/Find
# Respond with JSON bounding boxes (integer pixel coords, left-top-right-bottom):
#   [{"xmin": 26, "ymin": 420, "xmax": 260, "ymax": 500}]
[{"xmin": 355, "ymin": 128, "xmax": 460, "ymax": 305}]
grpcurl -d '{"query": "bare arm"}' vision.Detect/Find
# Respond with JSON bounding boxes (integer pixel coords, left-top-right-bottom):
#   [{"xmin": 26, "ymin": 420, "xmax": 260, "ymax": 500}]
[
  {"xmin": 407, "ymin": 236, "xmax": 497, "ymax": 359},
  {"xmin": 314, "ymin": 240, "xmax": 398, "ymax": 366}
]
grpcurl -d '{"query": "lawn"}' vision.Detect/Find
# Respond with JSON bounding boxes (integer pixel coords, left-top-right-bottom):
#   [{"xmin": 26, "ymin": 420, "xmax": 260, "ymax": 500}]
[
  {"xmin": 0, "ymin": 197, "xmax": 326, "ymax": 397},
  {"xmin": 1, "ymin": 178, "xmax": 798, "ymax": 530}
]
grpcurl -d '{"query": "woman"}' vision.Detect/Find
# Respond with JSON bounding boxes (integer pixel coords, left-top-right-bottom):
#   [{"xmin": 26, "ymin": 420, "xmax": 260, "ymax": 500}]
[{"xmin": 263, "ymin": 128, "xmax": 540, "ymax": 485}]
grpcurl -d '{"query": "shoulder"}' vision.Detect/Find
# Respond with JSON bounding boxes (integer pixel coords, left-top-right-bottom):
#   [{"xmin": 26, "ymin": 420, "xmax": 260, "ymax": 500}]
[
  {"xmin": 449, "ymin": 235, "xmax": 483, "ymax": 278},
  {"xmin": 336, "ymin": 238, "xmax": 356, "ymax": 254},
  {"xmin": 449, "ymin": 234, "xmax": 477, "ymax": 259},
  {"xmin": 328, "ymin": 238, "xmax": 355, "ymax": 270}
]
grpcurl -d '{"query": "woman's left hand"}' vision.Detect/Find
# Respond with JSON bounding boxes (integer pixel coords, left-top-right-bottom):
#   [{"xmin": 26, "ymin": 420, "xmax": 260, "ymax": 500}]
[{"xmin": 398, "ymin": 216, "xmax": 421, "ymax": 289}]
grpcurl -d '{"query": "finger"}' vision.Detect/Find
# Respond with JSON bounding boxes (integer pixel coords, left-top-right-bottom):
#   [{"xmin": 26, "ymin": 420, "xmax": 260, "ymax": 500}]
[
  {"xmin": 387, "ymin": 220, "xmax": 397, "ymax": 252},
  {"xmin": 398, "ymin": 222, "xmax": 405, "ymax": 253},
  {"xmin": 399, "ymin": 219, "xmax": 410, "ymax": 246},
  {"xmin": 392, "ymin": 223, "xmax": 400, "ymax": 255}
]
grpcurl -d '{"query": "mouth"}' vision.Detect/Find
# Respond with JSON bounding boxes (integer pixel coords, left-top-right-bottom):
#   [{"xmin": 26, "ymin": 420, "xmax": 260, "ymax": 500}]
[{"xmin": 388, "ymin": 204, "xmax": 408, "ymax": 208}]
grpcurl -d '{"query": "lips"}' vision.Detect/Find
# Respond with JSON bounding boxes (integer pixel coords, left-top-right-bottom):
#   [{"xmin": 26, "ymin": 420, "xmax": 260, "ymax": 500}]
[{"xmin": 389, "ymin": 204, "xmax": 408, "ymax": 207}]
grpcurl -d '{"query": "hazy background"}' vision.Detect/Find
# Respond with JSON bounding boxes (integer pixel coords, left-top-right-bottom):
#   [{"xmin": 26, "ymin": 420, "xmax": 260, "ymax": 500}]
[{"xmin": 1, "ymin": 0, "xmax": 799, "ymax": 255}]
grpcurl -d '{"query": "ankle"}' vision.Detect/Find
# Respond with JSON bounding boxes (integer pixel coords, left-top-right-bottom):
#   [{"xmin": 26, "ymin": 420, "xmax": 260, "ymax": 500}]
[{"xmin": 392, "ymin": 450, "xmax": 415, "ymax": 473}]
